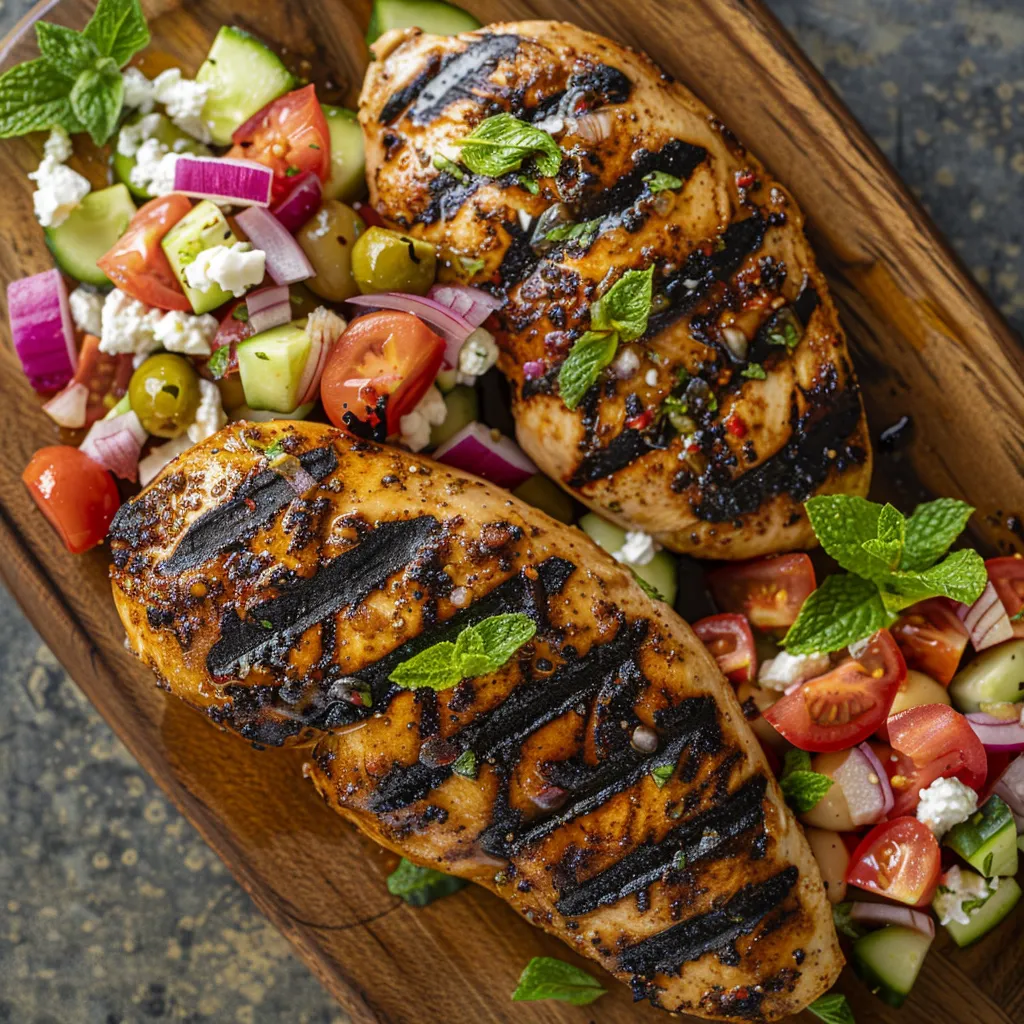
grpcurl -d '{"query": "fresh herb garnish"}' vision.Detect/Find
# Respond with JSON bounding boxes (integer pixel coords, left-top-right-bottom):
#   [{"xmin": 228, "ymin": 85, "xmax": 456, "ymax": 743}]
[
  {"xmin": 285, "ymin": 165, "xmax": 300, "ymax": 177},
  {"xmin": 741, "ymin": 362, "xmax": 767, "ymax": 380},
  {"xmin": 644, "ymin": 170, "xmax": 683, "ymax": 192},
  {"xmin": 672, "ymin": 850, "xmax": 687, "ymax": 870},
  {"xmin": 767, "ymin": 320, "xmax": 801, "ymax": 350},
  {"xmin": 629, "ymin": 567, "xmax": 665, "ymax": 602},
  {"xmin": 262, "ymin": 438, "xmax": 287, "ymax": 460},
  {"xmin": 206, "ymin": 345, "xmax": 230, "ymax": 380},
  {"xmin": 650, "ymin": 763, "xmax": 675, "ymax": 788},
  {"xmin": 517, "ymin": 175, "xmax": 539, "ymax": 194},
  {"xmin": 432, "ymin": 153, "xmax": 465, "ymax": 181},
  {"xmin": 544, "ymin": 217, "xmax": 602, "ymax": 247},
  {"xmin": 778, "ymin": 748, "xmax": 833, "ymax": 812},
  {"xmin": 386, "ymin": 858, "xmax": 466, "ymax": 907},
  {"xmin": 831, "ymin": 902, "xmax": 865, "ymax": 940},
  {"xmin": 259, "ymin": 619, "xmax": 273, "ymax": 629},
  {"xmin": 232, "ymin": 303, "xmax": 249, "ymax": 322},
  {"xmin": 458, "ymin": 255, "xmax": 486, "ymax": 276},
  {"xmin": 451, "ymin": 749, "xmax": 477, "ymax": 779},
  {"xmin": 808, "ymin": 993, "xmax": 855, "ymax": 1024},
  {"xmin": 457, "ymin": 113, "xmax": 561, "ymax": 178},
  {"xmin": 389, "ymin": 613, "xmax": 536, "ymax": 690},
  {"xmin": 0, "ymin": 0, "xmax": 149, "ymax": 144},
  {"xmin": 511, "ymin": 957, "xmax": 606, "ymax": 1006},
  {"xmin": 783, "ymin": 496, "xmax": 986, "ymax": 655}
]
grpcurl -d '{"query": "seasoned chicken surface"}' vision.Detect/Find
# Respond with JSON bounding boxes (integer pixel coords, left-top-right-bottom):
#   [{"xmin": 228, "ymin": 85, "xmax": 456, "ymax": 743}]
[
  {"xmin": 359, "ymin": 21, "xmax": 872, "ymax": 559},
  {"xmin": 109, "ymin": 420, "xmax": 842, "ymax": 1021}
]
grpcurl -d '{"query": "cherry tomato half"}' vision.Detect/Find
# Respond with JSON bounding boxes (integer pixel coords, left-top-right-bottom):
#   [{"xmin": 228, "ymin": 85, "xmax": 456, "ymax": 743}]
[
  {"xmin": 986, "ymin": 556, "xmax": 1024, "ymax": 638},
  {"xmin": 846, "ymin": 817, "xmax": 941, "ymax": 907},
  {"xmin": 320, "ymin": 311, "xmax": 445, "ymax": 438},
  {"xmin": 692, "ymin": 613, "xmax": 757, "ymax": 684},
  {"xmin": 762, "ymin": 629, "xmax": 905, "ymax": 752},
  {"xmin": 72, "ymin": 334, "xmax": 134, "ymax": 426},
  {"xmin": 22, "ymin": 446, "xmax": 120, "ymax": 554},
  {"xmin": 891, "ymin": 597, "xmax": 969, "ymax": 685},
  {"xmin": 707, "ymin": 553, "xmax": 816, "ymax": 630}
]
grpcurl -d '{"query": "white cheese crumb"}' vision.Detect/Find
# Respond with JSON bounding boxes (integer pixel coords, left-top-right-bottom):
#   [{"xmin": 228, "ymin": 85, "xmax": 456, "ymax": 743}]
[
  {"xmin": 187, "ymin": 378, "xmax": 227, "ymax": 443},
  {"xmin": 129, "ymin": 137, "xmax": 176, "ymax": 195},
  {"xmin": 122, "ymin": 67, "xmax": 156, "ymax": 113},
  {"xmin": 916, "ymin": 777, "xmax": 979, "ymax": 838},
  {"xmin": 644, "ymin": 368, "xmax": 659, "ymax": 387},
  {"xmin": 456, "ymin": 327, "xmax": 499, "ymax": 384},
  {"xmin": 612, "ymin": 347, "xmax": 640, "ymax": 379},
  {"xmin": 152, "ymin": 68, "xmax": 211, "ymax": 143},
  {"xmin": 398, "ymin": 385, "xmax": 447, "ymax": 452},
  {"xmin": 43, "ymin": 125, "xmax": 72, "ymax": 163},
  {"xmin": 184, "ymin": 243, "xmax": 265, "ymax": 298},
  {"xmin": 758, "ymin": 650, "xmax": 832, "ymax": 691},
  {"xmin": 69, "ymin": 286, "xmax": 103, "ymax": 336},
  {"xmin": 152, "ymin": 310, "xmax": 219, "ymax": 357},
  {"xmin": 99, "ymin": 289, "xmax": 162, "ymax": 356},
  {"xmin": 29, "ymin": 134, "xmax": 90, "ymax": 228},
  {"xmin": 933, "ymin": 866, "xmax": 997, "ymax": 926},
  {"xmin": 613, "ymin": 531, "xmax": 659, "ymax": 567},
  {"xmin": 117, "ymin": 112, "xmax": 162, "ymax": 158}
]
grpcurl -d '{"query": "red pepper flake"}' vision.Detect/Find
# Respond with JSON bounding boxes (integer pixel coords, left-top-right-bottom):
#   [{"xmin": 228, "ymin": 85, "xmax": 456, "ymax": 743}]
[
  {"xmin": 625, "ymin": 409, "xmax": 654, "ymax": 431},
  {"xmin": 573, "ymin": 96, "xmax": 589, "ymax": 114},
  {"xmin": 244, "ymin": 497, "xmax": 257, "ymax": 511},
  {"xmin": 735, "ymin": 169, "xmax": 756, "ymax": 189},
  {"xmin": 725, "ymin": 413, "xmax": 748, "ymax": 438}
]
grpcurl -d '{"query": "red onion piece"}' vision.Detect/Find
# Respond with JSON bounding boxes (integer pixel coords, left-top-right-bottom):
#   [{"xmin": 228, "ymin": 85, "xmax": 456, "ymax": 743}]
[
  {"xmin": 569, "ymin": 110, "xmax": 614, "ymax": 143},
  {"xmin": 832, "ymin": 744, "xmax": 886, "ymax": 827},
  {"xmin": 42, "ymin": 381, "xmax": 89, "ymax": 428},
  {"xmin": 433, "ymin": 422, "xmax": 538, "ymax": 490},
  {"xmin": 858, "ymin": 742, "xmax": 895, "ymax": 817},
  {"xmin": 958, "ymin": 581, "xmax": 1014, "ymax": 651},
  {"xmin": 966, "ymin": 712, "xmax": 1024, "ymax": 752},
  {"xmin": 271, "ymin": 171, "xmax": 323, "ymax": 233},
  {"xmin": 8, "ymin": 268, "xmax": 77, "ymax": 392},
  {"xmin": 235, "ymin": 206, "xmax": 314, "ymax": 285},
  {"xmin": 246, "ymin": 285, "xmax": 291, "ymax": 334},
  {"xmin": 173, "ymin": 156, "xmax": 273, "ymax": 206},
  {"xmin": 80, "ymin": 411, "xmax": 146, "ymax": 481},
  {"xmin": 427, "ymin": 283, "xmax": 503, "ymax": 329},
  {"xmin": 992, "ymin": 755, "xmax": 1024, "ymax": 829},
  {"xmin": 849, "ymin": 902, "xmax": 935, "ymax": 939}
]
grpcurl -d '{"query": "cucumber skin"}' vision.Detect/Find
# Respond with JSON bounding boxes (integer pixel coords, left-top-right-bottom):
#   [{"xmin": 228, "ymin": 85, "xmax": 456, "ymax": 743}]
[
  {"xmin": 236, "ymin": 324, "xmax": 312, "ymax": 413},
  {"xmin": 44, "ymin": 185, "xmax": 137, "ymax": 287},
  {"xmin": 944, "ymin": 796, "xmax": 1019, "ymax": 877},
  {"xmin": 578, "ymin": 513, "xmax": 679, "ymax": 605},
  {"xmin": 321, "ymin": 106, "xmax": 367, "ymax": 204},
  {"xmin": 945, "ymin": 877, "xmax": 1022, "ymax": 948},
  {"xmin": 366, "ymin": 0, "xmax": 481, "ymax": 45},
  {"xmin": 949, "ymin": 638, "xmax": 1024, "ymax": 713},
  {"xmin": 851, "ymin": 925, "xmax": 931, "ymax": 1009}
]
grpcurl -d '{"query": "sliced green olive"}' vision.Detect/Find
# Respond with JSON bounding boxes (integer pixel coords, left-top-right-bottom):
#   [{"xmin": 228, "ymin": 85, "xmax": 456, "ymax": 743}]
[
  {"xmin": 297, "ymin": 200, "xmax": 366, "ymax": 302},
  {"xmin": 128, "ymin": 353, "xmax": 200, "ymax": 438},
  {"xmin": 351, "ymin": 226, "xmax": 436, "ymax": 296}
]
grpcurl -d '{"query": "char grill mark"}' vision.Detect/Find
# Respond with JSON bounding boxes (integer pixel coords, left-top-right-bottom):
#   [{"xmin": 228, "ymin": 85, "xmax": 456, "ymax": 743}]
[
  {"xmin": 526, "ymin": 63, "xmax": 632, "ymax": 122},
  {"xmin": 569, "ymin": 427, "xmax": 656, "ymax": 487},
  {"xmin": 617, "ymin": 867, "xmax": 799, "ymax": 978},
  {"xmin": 151, "ymin": 448, "xmax": 338, "ymax": 576},
  {"xmin": 554, "ymin": 775, "xmax": 768, "ymax": 917},
  {"xmin": 206, "ymin": 515, "xmax": 440, "ymax": 677}
]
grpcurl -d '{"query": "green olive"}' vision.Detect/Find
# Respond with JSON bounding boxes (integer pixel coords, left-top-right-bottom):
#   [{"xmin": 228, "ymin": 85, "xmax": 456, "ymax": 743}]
[
  {"xmin": 129, "ymin": 353, "xmax": 200, "ymax": 438},
  {"xmin": 297, "ymin": 200, "xmax": 366, "ymax": 302},
  {"xmin": 351, "ymin": 226, "xmax": 437, "ymax": 296}
]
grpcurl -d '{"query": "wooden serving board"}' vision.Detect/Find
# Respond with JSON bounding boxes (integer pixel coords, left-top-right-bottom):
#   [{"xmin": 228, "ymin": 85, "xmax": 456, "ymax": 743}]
[{"xmin": 1, "ymin": 1, "xmax": 1022, "ymax": 1022}]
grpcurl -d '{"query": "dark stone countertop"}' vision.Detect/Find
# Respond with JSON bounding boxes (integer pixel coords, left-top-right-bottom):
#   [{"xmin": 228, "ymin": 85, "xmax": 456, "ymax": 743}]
[{"xmin": 1, "ymin": 2, "xmax": 1022, "ymax": 1022}]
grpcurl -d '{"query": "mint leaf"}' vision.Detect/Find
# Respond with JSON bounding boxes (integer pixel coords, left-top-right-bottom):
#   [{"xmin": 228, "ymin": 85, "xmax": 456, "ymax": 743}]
[
  {"xmin": 629, "ymin": 566, "xmax": 665, "ymax": 602},
  {"xmin": 805, "ymin": 495, "xmax": 892, "ymax": 581},
  {"xmin": 901, "ymin": 498, "xmax": 975, "ymax": 571},
  {"xmin": 70, "ymin": 58, "xmax": 122, "ymax": 144},
  {"xmin": 651, "ymin": 763, "xmax": 675, "ymax": 788},
  {"xmin": 590, "ymin": 266, "xmax": 654, "ymax": 342},
  {"xmin": 206, "ymin": 346, "xmax": 230, "ymax": 380},
  {"xmin": 831, "ymin": 902, "xmax": 866, "ymax": 940},
  {"xmin": 458, "ymin": 113, "xmax": 561, "ymax": 178},
  {"xmin": 741, "ymin": 362, "xmax": 766, "ymax": 380},
  {"xmin": 451, "ymin": 750, "xmax": 477, "ymax": 779},
  {"xmin": 861, "ymin": 502, "xmax": 905, "ymax": 571},
  {"xmin": 782, "ymin": 748, "xmax": 812, "ymax": 777},
  {"xmin": 558, "ymin": 330, "xmax": 618, "ymax": 410},
  {"xmin": 389, "ymin": 641, "xmax": 461, "ymax": 690},
  {"xmin": 467, "ymin": 613, "xmax": 537, "ymax": 670},
  {"xmin": 36, "ymin": 23, "xmax": 99, "ymax": 79},
  {"xmin": 877, "ymin": 547, "xmax": 988, "ymax": 611},
  {"xmin": 644, "ymin": 170, "xmax": 682, "ymax": 192},
  {"xmin": 545, "ymin": 217, "xmax": 602, "ymax": 247},
  {"xmin": 83, "ymin": 0, "xmax": 150, "ymax": 67},
  {"xmin": 783, "ymin": 573, "xmax": 893, "ymax": 655},
  {"xmin": 780, "ymin": 770, "xmax": 833, "ymax": 812},
  {"xmin": 0, "ymin": 59, "xmax": 80, "ymax": 137},
  {"xmin": 512, "ymin": 957, "xmax": 606, "ymax": 1005},
  {"xmin": 808, "ymin": 993, "xmax": 855, "ymax": 1024},
  {"xmin": 432, "ymin": 153, "xmax": 465, "ymax": 181},
  {"xmin": 386, "ymin": 858, "xmax": 466, "ymax": 907}
]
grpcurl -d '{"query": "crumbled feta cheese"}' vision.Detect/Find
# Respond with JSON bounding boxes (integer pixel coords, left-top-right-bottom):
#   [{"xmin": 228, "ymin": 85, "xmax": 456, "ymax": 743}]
[
  {"xmin": 122, "ymin": 67, "xmax": 156, "ymax": 112},
  {"xmin": 613, "ymin": 531, "xmax": 659, "ymax": 567},
  {"xmin": 399, "ymin": 385, "xmax": 447, "ymax": 452},
  {"xmin": 644, "ymin": 368, "xmax": 659, "ymax": 387},
  {"xmin": 117, "ymin": 112, "xmax": 162, "ymax": 158},
  {"xmin": 129, "ymin": 137, "xmax": 176, "ymax": 195},
  {"xmin": 306, "ymin": 306, "xmax": 347, "ymax": 347},
  {"xmin": 933, "ymin": 866, "xmax": 997, "ymax": 926},
  {"xmin": 457, "ymin": 327, "xmax": 499, "ymax": 384},
  {"xmin": 612, "ymin": 347, "xmax": 640, "ymax": 379},
  {"xmin": 152, "ymin": 68, "xmax": 211, "ymax": 143},
  {"xmin": 917, "ymin": 777, "xmax": 979, "ymax": 838},
  {"xmin": 532, "ymin": 114, "xmax": 565, "ymax": 136},
  {"xmin": 153, "ymin": 310, "xmax": 219, "ymax": 357},
  {"xmin": 43, "ymin": 126, "xmax": 72, "ymax": 164},
  {"xmin": 758, "ymin": 650, "xmax": 832, "ymax": 691},
  {"xmin": 99, "ymin": 289, "xmax": 162, "ymax": 356},
  {"xmin": 184, "ymin": 243, "xmax": 266, "ymax": 298},
  {"xmin": 69, "ymin": 286, "xmax": 103, "ymax": 336},
  {"xmin": 29, "ymin": 139, "xmax": 90, "ymax": 229},
  {"xmin": 187, "ymin": 379, "xmax": 227, "ymax": 443}
]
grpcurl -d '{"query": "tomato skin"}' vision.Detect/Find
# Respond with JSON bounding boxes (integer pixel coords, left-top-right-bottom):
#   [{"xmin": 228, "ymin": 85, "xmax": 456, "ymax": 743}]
[
  {"xmin": 887, "ymin": 703, "xmax": 987, "ymax": 795},
  {"xmin": 353, "ymin": 200, "xmax": 386, "ymax": 229},
  {"xmin": 72, "ymin": 334, "xmax": 134, "ymax": 426},
  {"xmin": 97, "ymin": 195, "xmax": 193, "ymax": 311},
  {"xmin": 891, "ymin": 597, "xmax": 968, "ymax": 685},
  {"xmin": 762, "ymin": 629, "xmax": 905, "ymax": 752},
  {"xmin": 320, "ymin": 311, "xmax": 445, "ymax": 438},
  {"xmin": 707, "ymin": 553, "xmax": 816, "ymax": 630},
  {"xmin": 692, "ymin": 614, "xmax": 757, "ymax": 684},
  {"xmin": 846, "ymin": 817, "xmax": 942, "ymax": 907},
  {"xmin": 227, "ymin": 85, "xmax": 330, "ymax": 202},
  {"xmin": 986, "ymin": 556, "xmax": 1024, "ymax": 638},
  {"xmin": 22, "ymin": 446, "xmax": 120, "ymax": 554}
]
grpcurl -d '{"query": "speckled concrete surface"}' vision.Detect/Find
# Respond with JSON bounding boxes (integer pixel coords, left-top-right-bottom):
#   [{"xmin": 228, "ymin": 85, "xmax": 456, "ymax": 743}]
[{"xmin": 1, "ymin": 2, "xmax": 1022, "ymax": 1022}]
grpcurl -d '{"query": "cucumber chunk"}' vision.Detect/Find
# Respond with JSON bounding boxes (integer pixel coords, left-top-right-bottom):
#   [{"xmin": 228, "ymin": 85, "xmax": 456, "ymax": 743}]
[
  {"xmin": 430, "ymin": 385, "xmax": 478, "ymax": 448},
  {"xmin": 44, "ymin": 184, "xmax": 136, "ymax": 287},
  {"xmin": 161, "ymin": 201, "xmax": 238, "ymax": 314},
  {"xmin": 944, "ymin": 877, "xmax": 1022, "ymax": 948},
  {"xmin": 949, "ymin": 638, "xmax": 1024, "ymax": 713},
  {"xmin": 321, "ymin": 106, "xmax": 367, "ymax": 204},
  {"xmin": 237, "ymin": 323, "xmax": 312, "ymax": 413},
  {"xmin": 513, "ymin": 474, "xmax": 575, "ymax": 525},
  {"xmin": 366, "ymin": 0, "xmax": 481, "ymax": 44},
  {"xmin": 197, "ymin": 26, "xmax": 297, "ymax": 146},
  {"xmin": 113, "ymin": 114, "xmax": 210, "ymax": 200},
  {"xmin": 851, "ymin": 925, "xmax": 931, "ymax": 1008},
  {"xmin": 578, "ymin": 513, "xmax": 678, "ymax": 605},
  {"xmin": 945, "ymin": 796, "xmax": 1019, "ymax": 877}
]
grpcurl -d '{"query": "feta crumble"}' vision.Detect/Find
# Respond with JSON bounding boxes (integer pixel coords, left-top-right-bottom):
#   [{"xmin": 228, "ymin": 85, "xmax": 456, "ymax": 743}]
[
  {"xmin": 129, "ymin": 138, "xmax": 181, "ymax": 196},
  {"xmin": 69, "ymin": 286, "xmax": 103, "ymax": 336},
  {"xmin": 99, "ymin": 289, "xmax": 162, "ymax": 356},
  {"xmin": 187, "ymin": 378, "xmax": 227, "ymax": 443},
  {"xmin": 184, "ymin": 243, "xmax": 265, "ymax": 298},
  {"xmin": 399, "ymin": 385, "xmax": 447, "ymax": 452},
  {"xmin": 153, "ymin": 68, "xmax": 211, "ymax": 143},
  {"xmin": 612, "ymin": 347, "xmax": 640, "ymax": 379},
  {"xmin": 153, "ymin": 310, "xmax": 219, "ymax": 357},
  {"xmin": 117, "ymin": 112, "xmax": 162, "ymax": 158},
  {"xmin": 122, "ymin": 67, "xmax": 156, "ymax": 113},
  {"xmin": 43, "ymin": 125, "xmax": 72, "ymax": 163},
  {"xmin": 644, "ymin": 368, "xmax": 659, "ymax": 387},
  {"xmin": 758, "ymin": 650, "xmax": 832, "ymax": 691},
  {"xmin": 456, "ymin": 327, "xmax": 499, "ymax": 384},
  {"xmin": 613, "ymin": 531, "xmax": 659, "ymax": 567},
  {"xmin": 916, "ymin": 776, "xmax": 979, "ymax": 838},
  {"xmin": 933, "ymin": 866, "xmax": 997, "ymax": 926},
  {"xmin": 29, "ymin": 130, "xmax": 90, "ymax": 228}
]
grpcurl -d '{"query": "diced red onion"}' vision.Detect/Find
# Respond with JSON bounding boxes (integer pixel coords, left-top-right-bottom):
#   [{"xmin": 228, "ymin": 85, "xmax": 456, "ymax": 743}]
[
  {"xmin": 347, "ymin": 292, "xmax": 474, "ymax": 368},
  {"xmin": 427, "ymin": 283, "xmax": 503, "ymax": 329},
  {"xmin": 832, "ymin": 744, "xmax": 886, "ymax": 827},
  {"xmin": 992, "ymin": 755, "xmax": 1024, "ymax": 830},
  {"xmin": 79, "ymin": 411, "xmax": 146, "ymax": 481},
  {"xmin": 433, "ymin": 422, "xmax": 538, "ymax": 490},
  {"xmin": 523, "ymin": 359, "xmax": 545, "ymax": 379},
  {"xmin": 569, "ymin": 110, "xmax": 614, "ymax": 143},
  {"xmin": 966, "ymin": 712, "xmax": 1024, "ymax": 752},
  {"xmin": 246, "ymin": 285, "xmax": 291, "ymax": 335},
  {"xmin": 858, "ymin": 741, "xmax": 895, "ymax": 817},
  {"xmin": 295, "ymin": 335, "xmax": 325, "ymax": 407},
  {"xmin": 848, "ymin": 902, "xmax": 935, "ymax": 939},
  {"xmin": 958, "ymin": 581, "xmax": 1014, "ymax": 651},
  {"xmin": 8, "ymin": 268, "xmax": 77, "ymax": 392},
  {"xmin": 42, "ymin": 381, "xmax": 89, "ymax": 428},
  {"xmin": 173, "ymin": 156, "xmax": 273, "ymax": 206},
  {"xmin": 235, "ymin": 206, "xmax": 314, "ymax": 285},
  {"xmin": 271, "ymin": 171, "xmax": 323, "ymax": 233}
]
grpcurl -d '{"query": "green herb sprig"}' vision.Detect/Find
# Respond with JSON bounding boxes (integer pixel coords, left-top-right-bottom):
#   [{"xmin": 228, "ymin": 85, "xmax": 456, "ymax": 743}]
[
  {"xmin": 386, "ymin": 858, "xmax": 466, "ymax": 907},
  {"xmin": 644, "ymin": 170, "xmax": 683, "ymax": 192},
  {"xmin": 511, "ymin": 957, "xmax": 606, "ymax": 1006},
  {"xmin": 778, "ymin": 749, "xmax": 833, "ymax": 813},
  {"xmin": 808, "ymin": 992, "xmax": 855, "ymax": 1024},
  {"xmin": 457, "ymin": 113, "xmax": 561, "ymax": 179}
]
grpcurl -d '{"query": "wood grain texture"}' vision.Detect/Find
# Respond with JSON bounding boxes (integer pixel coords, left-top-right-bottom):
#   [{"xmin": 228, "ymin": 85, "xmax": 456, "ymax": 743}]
[{"xmin": 0, "ymin": 1, "xmax": 1021, "ymax": 1022}]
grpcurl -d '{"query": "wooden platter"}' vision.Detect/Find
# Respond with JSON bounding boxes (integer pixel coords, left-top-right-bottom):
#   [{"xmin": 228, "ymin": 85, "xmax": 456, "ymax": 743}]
[{"xmin": 1, "ymin": 1, "xmax": 1023, "ymax": 1022}]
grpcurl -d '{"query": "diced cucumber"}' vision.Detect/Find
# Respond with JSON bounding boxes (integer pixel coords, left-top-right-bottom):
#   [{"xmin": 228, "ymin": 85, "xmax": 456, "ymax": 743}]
[
  {"xmin": 104, "ymin": 394, "xmax": 132, "ymax": 420},
  {"xmin": 321, "ymin": 106, "xmax": 367, "ymax": 204},
  {"xmin": 366, "ymin": 0, "xmax": 481, "ymax": 45},
  {"xmin": 851, "ymin": 925, "xmax": 931, "ymax": 1008},
  {"xmin": 113, "ymin": 114, "xmax": 210, "ymax": 200},
  {"xmin": 430, "ymin": 385, "xmax": 478, "ymax": 448},
  {"xmin": 578, "ymin": 513, "xmax": 678, "ymax": 605},
  {"xmin": 945, "ymin": 796, "xmax": 1019, "ymax": 877},
  {"xmin": 1018, "ymin": 835, "xmax": 1024, "ymax": 854},
  {"xmin": 435, "ymin": 367, "xmax": 458, "ymax": 393},
  {"xmin": 44, "ymin": 184, "xmax": 136, "ymax": 287},
  {"xmin": 944, "ymin": 877, "xmax": 1022, "ymax": 948},
  {"xmin": 161, "ymin": 201, "xmax": 238, "ymax": 314},
  {"xmin": 949, "ymin": 638, "xmax": 1024, "ymax": 713},
  {"xmin": 197, "ymin": 26, "xmax": 297, "ymax": 147},
  {"xmin": 513, "ymin": 474, "xmax": 575, "ymax": 525},
  {"xmin": 237, "ymin": 323, "xmax": 312, "ymax": 413}
]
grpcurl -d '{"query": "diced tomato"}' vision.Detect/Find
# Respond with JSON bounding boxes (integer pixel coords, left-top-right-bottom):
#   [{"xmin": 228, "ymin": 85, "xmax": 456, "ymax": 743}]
[
  {"xmin": 22, "ymin": 446, "xmax": 120, "ymax": 554},
  {"xmin": 692, "ymin": 613, "xmax": 757, "ymax": 684},
  {"xmin": 707, "ymin": 553, "xmax": 816, "ymax": 630},
  {"xmin": 227, "ymin": 85, "xmax": 330, "ymax": 203},
  {"xmin": 846, "ymin": 817, "xmax": 942, "ymax": 907},
  {"xmin": 320, "ymin": 311, "xmax": 445, "ymax": 438},
  {"xmin": 890, "ymin": 597, "xmax": 968, "ymax": 685},
  {"xmin": 986, "ymin": 556, "xmax": 1024, "ymax": 638},
  {"xmin": 71, "ymin": 334, "xmax": 133, "ymax": 426},
  {"xmin": 625, "ymin": 408, "xmax": 653, "ymax": 431},
  {"xmin": 762, "ymin": 629, "xmax": 905, "ymax": 752}
]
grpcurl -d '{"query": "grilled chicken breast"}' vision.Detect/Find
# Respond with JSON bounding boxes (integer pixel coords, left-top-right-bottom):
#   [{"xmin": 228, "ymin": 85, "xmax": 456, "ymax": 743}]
[
  {"xmin": 359, "ymin": 21, "xmax": 872, "ymax": 559},
  {"xmin": 109, "ymin": 419, "xmax": 841, "ymax": 1020}
]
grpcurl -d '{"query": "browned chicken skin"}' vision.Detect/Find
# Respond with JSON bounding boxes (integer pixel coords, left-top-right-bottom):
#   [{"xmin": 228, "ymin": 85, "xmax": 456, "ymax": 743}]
[
  {"xmin": 359, "ymin": 21, "xmax": 872, "ymax": 559},
  {"xmin": 109, "ymin": 420, "xmax": 842, "ymax": 1021}
]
